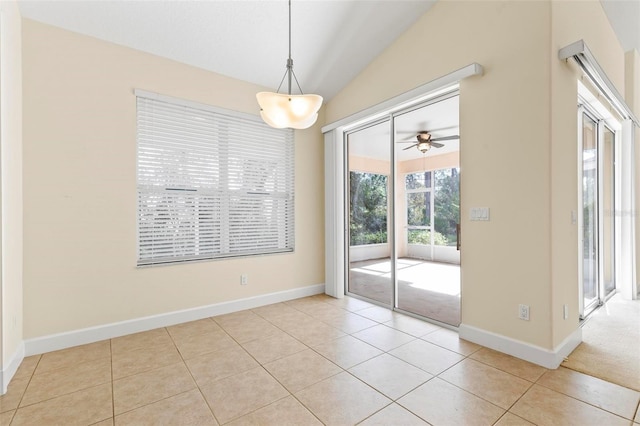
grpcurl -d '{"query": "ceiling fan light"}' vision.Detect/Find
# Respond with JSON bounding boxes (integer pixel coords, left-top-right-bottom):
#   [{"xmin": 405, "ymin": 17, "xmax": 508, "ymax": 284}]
[
  {"xmin": 417, "ymin": 141, "xmax": 431, "ymax": 153},
  {"xmin": 257, "ymin": 92, "xmax": 322, "ymax": 129}
]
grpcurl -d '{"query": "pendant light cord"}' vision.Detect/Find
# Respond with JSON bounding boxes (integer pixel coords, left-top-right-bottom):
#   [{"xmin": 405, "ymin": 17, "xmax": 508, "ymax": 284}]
[
  {"xmin": 289, "ymin": 0, "xmax": 292, "ymax": 62},
  {"xmin": 275, "ymin": 0, "xmax": 305, "ymax": 96}
]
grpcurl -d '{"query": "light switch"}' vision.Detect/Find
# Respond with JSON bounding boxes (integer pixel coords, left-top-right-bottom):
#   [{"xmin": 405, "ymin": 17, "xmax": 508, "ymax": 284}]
[{"xmin": 470, "ymin": 207, "xmax": 490, "ymax": 221}]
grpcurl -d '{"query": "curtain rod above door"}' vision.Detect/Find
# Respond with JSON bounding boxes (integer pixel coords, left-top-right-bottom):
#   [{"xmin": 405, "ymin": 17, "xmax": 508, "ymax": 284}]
[{"xmin": 559, "ymin": 39, "xmax": 639, "ymax": 127}]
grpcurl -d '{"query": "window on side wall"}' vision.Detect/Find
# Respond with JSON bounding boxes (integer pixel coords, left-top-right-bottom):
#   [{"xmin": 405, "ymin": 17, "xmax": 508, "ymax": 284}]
[{"xmin": 136, "ymin": 92, "xmax": 295, "ymax": 266}]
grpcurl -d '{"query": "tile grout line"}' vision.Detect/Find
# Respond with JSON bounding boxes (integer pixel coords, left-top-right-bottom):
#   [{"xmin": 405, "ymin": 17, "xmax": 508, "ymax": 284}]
[
  {"xmin": 17, "ymin": 294, "xmax": 632, "ymax": 425},
  {"xmin": 532, "ymin": 370, "xmax": 640, "ymax": 421},
  {"xmin": 213, "ymin": 309, "xmax": 329, "ymax": 424},
  {"xmin": 329, "ymin": 305, "xmax": 545, "ymax": 426},
  {"xmin": 10, "ymin": 354, "xmax": 43, "ymax": 424},
  {"xmin": 168, "ymin": 322, "xmax": 224, "ymax": 426},
  {"xmin": 299, "ymin": 297, "xmax": 458, "ymax": 425},
  {"xmin": 255, "ymin": 297, "xmax": 391, "ymax": 424},
  {"xmin": 109, "ymin": 337, "xmax": 115, "ymax": 423},
  {"xmin": 210, "ymin": 308, "xmax": 345, "ymax": 424}
]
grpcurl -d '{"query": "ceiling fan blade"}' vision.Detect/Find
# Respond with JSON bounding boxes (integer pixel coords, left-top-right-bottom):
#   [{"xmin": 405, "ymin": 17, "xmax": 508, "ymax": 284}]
[
  {"xmin": 430, "ymin": 142, "xmax": 445, "ymax": 148},
  {"xmin": 395, "ymin": 136, "xmax": 417, "ymax": 143},
  {"xmin": 403, "ymin": 143, "xmax": 419, "ymax": 151},
  {"xmin": 430, "ymin": 135, "xmax": 459, "ymax": 142}
]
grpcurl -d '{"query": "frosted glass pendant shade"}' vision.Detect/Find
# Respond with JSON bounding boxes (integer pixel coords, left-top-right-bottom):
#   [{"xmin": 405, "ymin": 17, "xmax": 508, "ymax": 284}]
[{"xmin": 257, "ymin": 92, "xmax": 323, "ymax": 129}]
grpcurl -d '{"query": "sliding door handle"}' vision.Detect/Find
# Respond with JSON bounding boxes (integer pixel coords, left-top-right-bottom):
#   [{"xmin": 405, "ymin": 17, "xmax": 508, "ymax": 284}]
[{"xmin": 456, "ymin": 224, "xmax": 461, "ymax": 251}]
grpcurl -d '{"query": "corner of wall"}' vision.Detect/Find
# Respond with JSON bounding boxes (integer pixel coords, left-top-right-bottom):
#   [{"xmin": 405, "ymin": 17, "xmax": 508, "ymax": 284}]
[
  {"xmin": 1, "ymin": 343, "xmax": 24, "ymax": 394},
  {"xmin": 0, "ymin": 0, "xmax": 25, "ymax": 394}
]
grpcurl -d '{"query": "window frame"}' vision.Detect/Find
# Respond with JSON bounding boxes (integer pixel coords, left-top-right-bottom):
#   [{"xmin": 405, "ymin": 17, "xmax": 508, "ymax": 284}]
[{"xmin": 135, "ymin": 90, "xmax": 295, "ymax": 266}]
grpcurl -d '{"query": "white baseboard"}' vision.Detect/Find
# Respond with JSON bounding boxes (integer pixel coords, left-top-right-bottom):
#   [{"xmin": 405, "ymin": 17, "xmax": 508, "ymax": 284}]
[
  {"xmin": 1, "ymin": 342, "xmax": 25, "ymax": 394},
  {"xmin": 459, "ymin": 323, "xmax": 582, "ymax": 369},
  {"xmin": 24, "ymin": 283, "xmax": 325, "ymax": 357}
]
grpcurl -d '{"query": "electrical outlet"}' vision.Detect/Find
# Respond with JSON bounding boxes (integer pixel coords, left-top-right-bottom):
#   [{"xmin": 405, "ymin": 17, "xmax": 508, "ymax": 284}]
[
  {"xmin": 518, "ymin": 304, "xmax": 530, "ymax": 321},
  {"xmin": 241, "ymin": 274, "xmax": 248, "ymax": 285}
]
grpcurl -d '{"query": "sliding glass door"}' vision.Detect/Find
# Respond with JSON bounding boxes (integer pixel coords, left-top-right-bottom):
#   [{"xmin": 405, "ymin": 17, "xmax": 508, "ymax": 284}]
[
  {"xmin": 602, "ymin": 127, "xmax": 616, "ymax": 298},
  {"xmin": 579, "ymin": 108, "xmax": 617, "ymax": 319},
  {"xmin": 581, "ymin": 113, "xmax": 599, "ymax": 315},
  {"xmin": 347, "ymin": 120, "xmax": 393, "ymax": 306},
  {"xmin": 394, "ymin": 96, "xmax": 460, "ymax": 325},
  {"xmin": 345, "ymin": 93, "xmax": 461, "ymax": 326}
]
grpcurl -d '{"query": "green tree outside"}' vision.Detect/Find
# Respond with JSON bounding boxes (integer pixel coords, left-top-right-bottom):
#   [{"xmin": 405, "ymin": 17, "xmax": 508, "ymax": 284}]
[{"xmin": 350, "ymin": 172, "xmax": 388, "ymax": 245}]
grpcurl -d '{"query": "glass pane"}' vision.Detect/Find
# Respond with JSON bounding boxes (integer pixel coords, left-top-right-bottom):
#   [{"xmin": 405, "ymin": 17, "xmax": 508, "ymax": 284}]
[
  {"xmin": 407, "ymin": 229, "xmax": 431, "ymax": 245},
  {"xmin": 434, "ymin": 168, "xmax": 460, "ymax": 246},
  {"xmin": 407, "ymin": 192, "xmax": 431, "ymax": 226},
  {"xmin": 350, "ymin": 172, "xmax": 388, "ymax": 245},
  {"xmin": 603, "ymin": 128, "xmax": 615, "ymax": 296},
  {"xmin": 582, "ymin": 114, "xmax": 598, "ymax": 312},
  {"xmin": 406, "ymin": 172, "xmax": 431, "ymax": 190},
  {"xmin": 393, "ymin": 95, "xmax": 461, "ymax": 327},
  {"xmin": 347, "ymin": 120, "xmax": 392, "ymax": 305}
]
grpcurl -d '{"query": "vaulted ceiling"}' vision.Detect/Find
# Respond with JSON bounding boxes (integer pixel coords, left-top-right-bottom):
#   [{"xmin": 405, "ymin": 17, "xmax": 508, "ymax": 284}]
[{"xmin": 18, "ymin": 1, "xmax": 640, "ymax": 102}]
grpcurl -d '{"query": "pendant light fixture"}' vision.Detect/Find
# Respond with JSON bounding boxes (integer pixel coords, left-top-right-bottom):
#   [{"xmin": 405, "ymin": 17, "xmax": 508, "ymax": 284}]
[{"xmin": 257, "ymin": 0, "xmax": 322, "ymax": 129}]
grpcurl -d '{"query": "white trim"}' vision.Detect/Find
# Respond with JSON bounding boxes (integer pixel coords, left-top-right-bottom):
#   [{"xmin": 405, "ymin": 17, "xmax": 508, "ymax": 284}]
[
  {"xmin": 620, "ymin": 120, "xmax": 637, "ymax": 299},
  {"xmin": 1, "ymin": 342, "xmax": 24, "ymax": 394},
  {"xmin": 321, "ymin": 63, "xmax": 483, "ymax": 133},
  {"xmin": 24, "ymin": 284, "xmax": 324, "ymax": 356},
  {"xmin": 324, "ymin": 131, "xmax": 345, "ymax": 298},
  {"xmin": 459, "ymin": 324, "xmax": 582, "ymax": 369},
  {"xmin": 577, "ymin": 106, "xmax": 586, "ymax": 317}
]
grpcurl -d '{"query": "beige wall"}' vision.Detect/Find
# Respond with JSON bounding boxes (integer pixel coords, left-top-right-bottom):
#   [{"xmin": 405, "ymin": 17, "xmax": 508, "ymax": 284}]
[
  {"xmin": 327, "ymin": 0, "xmax": 628, "ymax": 350},
  {"xmin": 22, "ymin": 20, "xmax": 324, "ymax": 339},
  {"xmin": 626, "ymin": 50, "xmax": 640, "ymax": 114},
  {"xmin": 1, "ymin": 0, "xmax": 24, "ymax": 365}
]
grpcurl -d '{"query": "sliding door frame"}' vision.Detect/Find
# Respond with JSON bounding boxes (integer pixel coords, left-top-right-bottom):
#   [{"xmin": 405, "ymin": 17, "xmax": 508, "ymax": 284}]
[
  {"xmin": 343, "ymin": 91, "xmax": 460, "ymax": 325},
  {"xmin": 577, "ymin": 101, "xmax": 621, "ymax": 319},
  {"xmin": 344, "ymin": 117, "xmax": 396, "ymax": 308},
  {"xmin": 323, "ymin": 64, "xmax": 483, "ymax": 300}
]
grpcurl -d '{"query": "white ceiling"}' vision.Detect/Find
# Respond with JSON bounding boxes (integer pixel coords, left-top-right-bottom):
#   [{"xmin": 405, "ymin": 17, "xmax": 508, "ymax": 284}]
[
  {"xmin": 18, "ymin": 1, "xmax": 639, "ymax": 102},
  {"xmin": 17, "ymin": 0, "xmax": 436, "ymax": 101}
]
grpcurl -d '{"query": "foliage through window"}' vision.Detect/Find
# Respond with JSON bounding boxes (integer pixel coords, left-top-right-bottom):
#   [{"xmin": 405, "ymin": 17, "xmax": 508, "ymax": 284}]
[
  {"xmin": 350, "ymin": 172, "xmax": 388, "ymax": 245},
  {"xmin": 434, "ymin": 168, "xmax": 460, "ymax": 246},
  {"xmin": 136, "ymin": 92, "xmax": 294, "ymax": 265},
  {"xmin": 406, "ymin": 168, "xmax": 459, "ymax": 246}
]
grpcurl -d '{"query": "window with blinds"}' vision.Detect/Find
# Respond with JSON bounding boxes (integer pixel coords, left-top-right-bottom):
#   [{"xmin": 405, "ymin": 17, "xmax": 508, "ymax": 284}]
[{"xmin": 136, "ymin": 91, "xmax": 295, "ymax": 266}]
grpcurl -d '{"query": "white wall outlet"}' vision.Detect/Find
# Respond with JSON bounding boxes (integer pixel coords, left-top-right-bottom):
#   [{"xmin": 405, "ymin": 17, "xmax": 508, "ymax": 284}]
[
  {"xmin": 518, "ymin": 304, "xmax": 530, "ymax": 321},
  {"xmin": 240, "ymin": 274, "xmax": 248, "ymax": 285},
  {"xmin": 563, "ymin": 304, "xmax": 569, "ymax": 320}
]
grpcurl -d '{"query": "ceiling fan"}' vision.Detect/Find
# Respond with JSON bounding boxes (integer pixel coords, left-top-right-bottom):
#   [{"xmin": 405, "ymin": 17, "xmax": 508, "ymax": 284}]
[{"xmin": 397, "ymin": 131, "xmax": 459, "ymax": 153}]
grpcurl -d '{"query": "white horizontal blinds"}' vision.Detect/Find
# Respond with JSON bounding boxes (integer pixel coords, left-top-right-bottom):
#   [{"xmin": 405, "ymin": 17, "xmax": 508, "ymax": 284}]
[
  {"xmin": 224, "ymin": 114, "xmax": 295, "ymax": 254},
  {"xmin": 136, "ymin": 94, "xmax": 294, "ymax": 266}
]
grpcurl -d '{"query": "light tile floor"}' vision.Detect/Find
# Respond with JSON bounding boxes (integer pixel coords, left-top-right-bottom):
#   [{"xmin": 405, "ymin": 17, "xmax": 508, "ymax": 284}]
[{"xmin": 1, "ymin": 294, "xmax": 639, "ymax": 425}]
